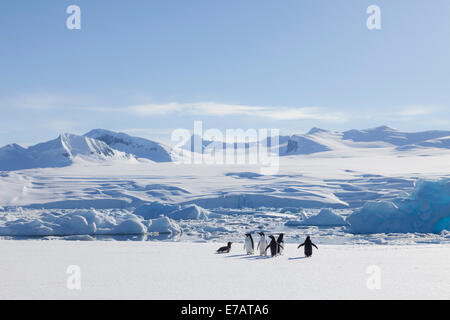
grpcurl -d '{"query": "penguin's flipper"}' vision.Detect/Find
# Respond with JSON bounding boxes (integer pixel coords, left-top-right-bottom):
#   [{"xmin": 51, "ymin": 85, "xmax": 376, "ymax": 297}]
[{"xmin": 297, "ymin": 243, "xmax": 304, "ymax": 249}]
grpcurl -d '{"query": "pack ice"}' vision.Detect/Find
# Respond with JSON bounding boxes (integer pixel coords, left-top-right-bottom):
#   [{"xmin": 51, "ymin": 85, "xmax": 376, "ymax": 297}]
[{"xmin": 0, "ymin": 208, "xmax": 180, "ymax": 236}]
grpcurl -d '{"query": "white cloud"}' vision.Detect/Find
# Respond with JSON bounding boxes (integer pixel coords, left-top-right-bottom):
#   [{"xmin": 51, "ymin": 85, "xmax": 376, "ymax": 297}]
[
  {"xmin": 0, "ymin": 92, "xmax": 444, "ymax": 126},
  {"xmin": 395, "ymin": 105, "xmax": 440, "ymax": 117},
  {"xmin": 125, "ymin": 102, "xmax": 347, "ymax": 122}
]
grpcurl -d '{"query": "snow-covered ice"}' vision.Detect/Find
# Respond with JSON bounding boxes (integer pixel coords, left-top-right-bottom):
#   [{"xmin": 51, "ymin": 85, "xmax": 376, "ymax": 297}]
[{"xmin": 0, "ymin": 241, "xmax": 449, "ymax": 299}]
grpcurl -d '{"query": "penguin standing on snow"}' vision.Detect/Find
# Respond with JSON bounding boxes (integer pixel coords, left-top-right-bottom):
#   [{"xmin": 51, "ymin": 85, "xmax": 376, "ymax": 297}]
[
  {"xmin": 276, "ymin": 233, "xmax": 285, "ymax": 256},
  {"xmin": 257, "ymin": 232, "xmax": 268, "ymax": 256},
  {"xmin": 217, "ymin": 242, "xmax": 232, "ymax": 254},
  {"xmin": 266, "ymin": 235, "xmax": 281, "ymax": 257},
  {"xmin": 244, "ymin": 233, "xmax": 254, "ymax": 255},
  {"xmin": 297, "ymin": 236, "xmax": 318, "ymax": 257}
]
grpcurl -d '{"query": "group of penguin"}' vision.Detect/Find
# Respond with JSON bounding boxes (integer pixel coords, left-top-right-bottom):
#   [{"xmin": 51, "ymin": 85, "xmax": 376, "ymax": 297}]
[{"xmin": 216, "ymin": 232, "xmax": 318, "ymax": 258}]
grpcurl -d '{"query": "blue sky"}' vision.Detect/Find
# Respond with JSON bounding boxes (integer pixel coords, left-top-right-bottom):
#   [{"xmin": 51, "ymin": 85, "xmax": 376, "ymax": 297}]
[{"xmin": 1, "ymin": 0, "xmax": 449, "ymax": 146}]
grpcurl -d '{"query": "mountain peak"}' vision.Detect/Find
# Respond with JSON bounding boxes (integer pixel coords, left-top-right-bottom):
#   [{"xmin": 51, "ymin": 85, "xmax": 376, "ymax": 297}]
[
  {"xmin": 370, "ymin": 125, "xmax": 398, "ymax": 132},
  {"xmin": 0, "ymin": 132, "xmax": 132, "ymax": 171},
  {"xmin": 84, "ymin": 128, "xmax": 117, "ymax": 137},
  {"xmin": 84, "ymin": 128, "xmax": 172, "ymax": 162},
  {"xmin": 58, "ymin": 132, "xmax": 81, "ymax": 140},
  {"xmin": 1, "ymin": 143, "xmax": 26, "ymax": 150},
  {"xmin": 307, "ymin": 127, "xmax": 329, "ymax": 135}
]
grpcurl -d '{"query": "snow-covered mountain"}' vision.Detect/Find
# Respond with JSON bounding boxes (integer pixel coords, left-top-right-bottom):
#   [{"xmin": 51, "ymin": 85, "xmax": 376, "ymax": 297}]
[
  {"xmin": 0, "ymin": 144, "xmax": 32, "ymax": 171},
  {"xmin": 417, "ymin": 136, "xmax": 450, "ymax": 149},
  {"xmin": 280, "ymin": 134, "xmax": 331, "ymax": 155},
  {"xmin": 281, "ymin": 126, "xmax": 450, "ymax": 155},
  {"xmin": 84, "ymin": 129, "xmax": 172, "ymax": 162},
  {"xmin": 0, "ymin": 133, "xmax": 131, "ymax": 171},
  {"xmin": 179, "ymin": 134, "xmax": 215, "ymax": 153},
  {"xmin": 342, "ymin": 125, "xmax": 450, "ymax": 147},
  {"xmin": 180, "ymin": 126, "xmax": 450, "ymax": 156},
  {"xmin": 1, "ymin": 126, "xmax": 450, "ymax": 171}
]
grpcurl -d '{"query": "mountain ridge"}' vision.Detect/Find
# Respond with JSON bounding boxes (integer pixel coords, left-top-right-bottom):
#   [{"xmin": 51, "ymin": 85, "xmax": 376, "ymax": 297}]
[
  {"xmin": 1, "ymin": 126, "xmax": 450, "ymax": 171},
  {"xmin": 84, "ymin": 129, "xmax": 172, "ymax": 162}
]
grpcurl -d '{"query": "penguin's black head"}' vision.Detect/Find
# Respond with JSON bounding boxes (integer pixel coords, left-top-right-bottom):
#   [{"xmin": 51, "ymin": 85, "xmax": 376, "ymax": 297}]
[
  {"xmin": 306, "ymin": 236, "xmax": 310, "ymax": 240},
  {"xmin": 269, "ymin": 235, "xmax": 275, "ymax": 239},
  {"xmin": 258, "ymin": 232, "xmax": 264, "ymax": 236},
  {"xmin": 245, "ymin": 233, "xmax": 250, "ymax": 237},
  {"xmin": 227, "ymin": 242, "xmax": 232, "ymax": 247}
]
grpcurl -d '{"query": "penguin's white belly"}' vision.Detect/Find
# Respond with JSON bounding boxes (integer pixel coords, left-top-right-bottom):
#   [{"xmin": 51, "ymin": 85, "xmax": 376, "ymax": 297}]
[
  {"xmin": 258, "ymin": 239, "xmax": 267, "ymax": 255},
  {"xmin": 244, "ymin": 238, "xmax": 253, "ymax": 254}
]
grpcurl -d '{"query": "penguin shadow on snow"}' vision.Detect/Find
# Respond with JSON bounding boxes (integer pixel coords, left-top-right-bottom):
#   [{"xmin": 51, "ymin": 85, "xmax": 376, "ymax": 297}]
[
  {"xmin": 224, "ymin": 254, "xmax": 248, "ymax": 258},
  {"xmin": 222, "ymin": 253, "xmax": 307, "ymax": 260},
  {"xmin": 239, "ymin": 255, "xmax": 271, "ymax": 260},
  {"xmin": 288, "ymin": 256, "xmax": 308, "ymax": 261},
  {"xmin": 222, "ymin": 254, "xmax": 271, "ymax": 260}
]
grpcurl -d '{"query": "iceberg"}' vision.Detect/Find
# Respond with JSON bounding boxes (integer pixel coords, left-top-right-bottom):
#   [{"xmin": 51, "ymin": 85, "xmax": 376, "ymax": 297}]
[
  {"xmin": 112, "ymin": 219, "xmax": 147, "ymax": 235},
  {"xmin": 297, "ymin": 209, "xmax": 347, "ymax": 226},
  {"xmin": 168, "ymin": 204, "xmax": 209, "ymax": 220},
  {"xmin": 147, "ymin": 216, "xmax": 181, "ymax": 234},
  {"xmin": 347, "ymin": 179, "xmax": 450, "ymax": 234},
  {"xmin": 134, "ymin": 202, "xmax": 180, "ymax": 219}
]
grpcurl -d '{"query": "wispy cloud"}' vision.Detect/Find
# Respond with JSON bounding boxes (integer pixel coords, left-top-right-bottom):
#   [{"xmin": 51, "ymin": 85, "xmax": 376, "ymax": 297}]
[
  {"xmin": 125, "ymin": 102, "xmax": 347, "ymax": 122},
  {"xmin": 88, "ymin": 102, "xmax": 443, "ymax": 123},
  {"xmin": 394, "ymin": 105, "xmax": 440, "ymax": 117},
  {"xmin": 348, "ymin": 105, "xmax": 443, "ymax": 122},
  {"xmin": 0, "ymin": 92, "xmax": 444, "ymax": 125}
]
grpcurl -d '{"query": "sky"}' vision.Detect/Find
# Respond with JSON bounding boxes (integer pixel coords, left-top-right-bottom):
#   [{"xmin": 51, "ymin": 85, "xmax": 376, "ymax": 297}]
[{"xmin": 0, "ymin": 0, "xmax": 449, "ymax": 146}]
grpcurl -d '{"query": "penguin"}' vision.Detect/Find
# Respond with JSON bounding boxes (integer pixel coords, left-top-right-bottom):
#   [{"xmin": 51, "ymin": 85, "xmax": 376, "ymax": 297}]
[
  {"xmin": 244, "ymin": 233, "xmax": 254, "ymax": 255},
  {"xmin": 256, "ymin": 232, "xmax": 267, "ymax": 256},
  {"xmin": 265, "ymin": 235, "xmax": 280, "ymax": 257},
  {"xmin": 297, "ymin": 236, "xmax": 318, "ymax": 257},
  {"xmin": 217, "ymin": 242, "xmax": 232, "ymax": 253},
  {"xmin": 276, "ymin": 233, "xmax": 285, "ymax": 256}
]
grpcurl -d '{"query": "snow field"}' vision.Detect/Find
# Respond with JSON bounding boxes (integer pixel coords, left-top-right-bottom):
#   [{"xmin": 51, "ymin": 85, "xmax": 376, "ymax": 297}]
[{"xmin": 0, "ymin": 241, "xmax": 449, "ymax": 299}]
